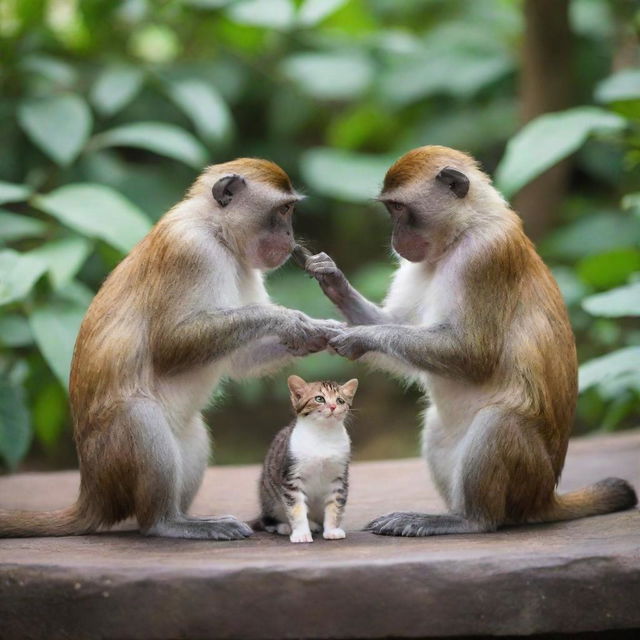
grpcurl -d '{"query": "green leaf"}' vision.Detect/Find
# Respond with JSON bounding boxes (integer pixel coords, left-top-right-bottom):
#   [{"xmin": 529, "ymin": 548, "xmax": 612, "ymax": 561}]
[
  {"xmin": 0, "ymin": 314, "xmax": 33, "ymax": 347},
  {"xmin": 282, "ymin": 52, "xmax": 373, "ymax": 100},
  {"xmin": 90, "ymin": 122, "xmax": 208, "ymax": 169},
  {"xmin": 0, "ymin": 210, "xmax": 48, "ymax": 243},
  {"xmin": 0, "ymin": 376, "xmax": 32, "ymax": 470},
  {"xmin": 579, "ymin": 346, "xmax": 640, "ymax": 393},
  {"xmin": 541, "ymin": 212, "xmax": 640, "ymax": 260},
  {"xmin": 33, "ymin": 381, "xmax": 67, "ymax": 449},
  {"xmin": 297, "ymin": 0, "xmax": 348, "ymax": 26},
  {"xmin": 33, "ymin": 183, "xmax": 151, "ymax": 253},
  {"xmin": 18, "ymin": 94, "xmax": 92, "ymax": 166},
  {"xmin": 227, "ymin": 0, "xmax": 295, "ymax": 29},
  {"xmin": 582, "ymin": 281, "xmax": 640, "ymax": 317},
  {"xmin": 29, "ymin": 301, "xmax": 87, "ymax": 388},
  {"xmin": 28, "ymin": 236, "xmax": 93, "ymax": 289},
  {"xmin": 300, "ymin": 148, "xmax": 394, "ymax": 202},
  {"xmin": 91, "ymin": 66, "xmax": 144, "ymax": 117},
  {"xmin": 577, "ymin": 250, "xmax": 640, "ymax": 289},
  {"xmin": 0, "ymin": 181, "xmax": 32, "ymax": 205},
  {"xmin": 165, "ymin": 78, "xmax": 232, "ymax": 143},
  {"xmin": 495, "ymin": 107, "xmax": 626, "ymax": 198},
  {"xmin": 0, "ymin": 249, "xmax": 48, "ymax": 306},
  {"xmin": 595, "ymin": 69, "xmax": 640, "ymax": 104}
]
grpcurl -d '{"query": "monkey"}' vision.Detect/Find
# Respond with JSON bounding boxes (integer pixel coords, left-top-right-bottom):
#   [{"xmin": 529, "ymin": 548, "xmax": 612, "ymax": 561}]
[
  {"xmin": 301, "ymin": 145, "xmax": 637, "ymax": 537},
  {"xmin": 0, "ymin": 158, "xmax": 341, "ymax": 540}
]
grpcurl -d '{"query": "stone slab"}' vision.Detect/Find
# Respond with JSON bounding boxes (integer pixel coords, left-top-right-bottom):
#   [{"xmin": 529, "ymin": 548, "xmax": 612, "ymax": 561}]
[{"xmin": 0, "ymin": 431, "xmax": 639, "ymax": 639}]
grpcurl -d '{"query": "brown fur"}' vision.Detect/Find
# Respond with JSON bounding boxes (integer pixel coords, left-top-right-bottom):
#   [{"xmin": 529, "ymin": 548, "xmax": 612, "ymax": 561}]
[{"xmin": 0, "ymin": 158, "xmax": 298, "ymax": 538}]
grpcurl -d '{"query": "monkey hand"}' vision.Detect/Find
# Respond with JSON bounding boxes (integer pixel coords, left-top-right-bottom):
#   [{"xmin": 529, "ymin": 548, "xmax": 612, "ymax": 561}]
[
  {"xmin": 278, "ymin": 313, "xmax": 343, "ymax": 357},
  {"xmin": 304, "ymin": 252, "xmax": 349, "ymax": 303},
  {"xmin": 328, "ymin": 326, "xmax": 377, "ymax": 360}
]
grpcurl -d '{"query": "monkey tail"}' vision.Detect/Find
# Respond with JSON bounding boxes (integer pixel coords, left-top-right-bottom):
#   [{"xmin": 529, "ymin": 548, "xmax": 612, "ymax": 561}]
[
  {"xmin": 537, "ymin": 477, "xmax": 637, "ymax": 523},
  {"xmin": 0, "ymin": 501, "xmax": 96, "ymax": 538}
]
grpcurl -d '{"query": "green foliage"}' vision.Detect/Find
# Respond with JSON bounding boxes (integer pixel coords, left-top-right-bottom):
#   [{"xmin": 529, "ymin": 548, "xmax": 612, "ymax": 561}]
[{"xmin": 0, "ymin": 0, "xmax": 638, "ymax": 470}]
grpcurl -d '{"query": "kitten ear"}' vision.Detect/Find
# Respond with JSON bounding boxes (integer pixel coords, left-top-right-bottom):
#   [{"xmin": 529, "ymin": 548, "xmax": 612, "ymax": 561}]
[
  {"xmin": 340, "ymin": 378, "xmax": 358, "ymax": 401},
  {"xmin": 287, "ymin": 375, "xmax": 307, "ymax": 399}
]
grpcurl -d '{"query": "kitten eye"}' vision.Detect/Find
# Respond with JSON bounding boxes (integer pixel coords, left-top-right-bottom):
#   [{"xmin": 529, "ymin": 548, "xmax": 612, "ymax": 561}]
[
  {"xmin": 337, "ymin": 398, "xmax": 345, "ymax": 404},
  {"xmin": 314, "ymin": 395, "xmax": 325, "ymax": 403}
]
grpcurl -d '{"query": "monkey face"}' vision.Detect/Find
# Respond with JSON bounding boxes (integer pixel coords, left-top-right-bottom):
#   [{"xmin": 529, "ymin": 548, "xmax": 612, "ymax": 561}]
[
  {"xmin": 379, "ymin": 147, "xmax": 474, "ymax": 263},
  {"xmin": 209, "ymin": 165, "xmax": 300, "ymax": 271},
  {"xmin": 251, "ymin": 202, "xmax": 296, "ymax": 270}
]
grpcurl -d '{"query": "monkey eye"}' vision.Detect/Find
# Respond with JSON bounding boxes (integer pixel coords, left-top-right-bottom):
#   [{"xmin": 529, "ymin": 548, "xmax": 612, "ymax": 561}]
[
  {"xmin": 315, "ymin": 395, "xmax": 325, "ymax": 403},
  {"xmin": 279, "ymin": 203, "xmax": 294, "ymax": 216},
  {"xmin": 337, "ymin": 397, "xmax": 345, "ymax": 405},
  {"xmin": 387, "ymin": 201, "xmax": 405, "ymax": 214}
]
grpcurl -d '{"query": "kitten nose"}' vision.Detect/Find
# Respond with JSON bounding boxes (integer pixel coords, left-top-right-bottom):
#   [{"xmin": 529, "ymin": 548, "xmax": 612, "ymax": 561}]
[{"xmin": 328, "ymin": 404, "xmax": 336, "ymax": 411}]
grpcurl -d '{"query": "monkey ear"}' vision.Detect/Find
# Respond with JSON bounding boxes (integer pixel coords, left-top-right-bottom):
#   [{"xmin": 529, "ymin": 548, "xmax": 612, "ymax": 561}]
[
  {"xmin": 340, "ymin": 378, "xmax": 358, "ymax": 401},
  {"xmin": 212, "ymin": 174, "xmax": 246, "ymax": 207},
  {"xmin": 287, "ymin": 375, "xmax": 307, "ymax": 399},
  {"xmin": 436, "ymin": 167, "xmax": 469, "ymax": 198}
]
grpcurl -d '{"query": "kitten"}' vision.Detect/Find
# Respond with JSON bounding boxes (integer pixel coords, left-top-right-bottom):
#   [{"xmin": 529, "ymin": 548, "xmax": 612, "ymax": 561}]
[{"xmin": 254, "ymin": 375, "xmax": 358, "ymax": 543}]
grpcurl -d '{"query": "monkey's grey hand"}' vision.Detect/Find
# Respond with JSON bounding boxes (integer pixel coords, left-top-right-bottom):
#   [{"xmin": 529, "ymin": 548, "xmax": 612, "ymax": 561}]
[
  {"xmin": 304, "ymin": 252, "xmax": 349, "ymax": 303},
  {"xmin": 278, "ymin": 313, "xmax": 343, "ymax": 357},
  {"xmin": 328, "ymin": 326, "xmax": 377, "ymax": 360}
]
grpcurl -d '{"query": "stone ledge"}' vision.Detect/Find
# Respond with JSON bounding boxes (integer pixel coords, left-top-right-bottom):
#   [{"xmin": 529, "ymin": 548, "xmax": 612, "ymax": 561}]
[{"xmin": 1, "ymin": 431, "xmax": 639, "ymax": 640}]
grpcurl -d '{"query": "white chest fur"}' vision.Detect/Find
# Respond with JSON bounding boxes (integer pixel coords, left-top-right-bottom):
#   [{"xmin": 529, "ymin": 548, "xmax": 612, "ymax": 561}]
[{"xmin": 289, "ymin": 417, "xmax": 350, "ymax": 513}]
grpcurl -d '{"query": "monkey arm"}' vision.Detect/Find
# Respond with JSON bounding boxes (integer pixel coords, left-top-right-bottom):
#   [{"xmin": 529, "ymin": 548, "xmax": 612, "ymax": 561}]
[
  {"xmin": 226, "ymin": 337, "xmax": 293, "ymax": 380},
  {"xmin": 303, "ymin": 252, "xmax": 391, "ymax": 325},
  {"xmin": 153, "ymin": 305, "xmax": 330, "ymax": 375},
  {"xmin": 330, "ymin": 324, "xmax": 497, "ymax": 382}
]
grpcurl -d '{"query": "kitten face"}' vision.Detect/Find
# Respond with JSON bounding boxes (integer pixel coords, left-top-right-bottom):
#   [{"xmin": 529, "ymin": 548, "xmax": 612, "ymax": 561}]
[{"xmin": 287, "ymin": 376, "xmax": 358, "ymax": 422}]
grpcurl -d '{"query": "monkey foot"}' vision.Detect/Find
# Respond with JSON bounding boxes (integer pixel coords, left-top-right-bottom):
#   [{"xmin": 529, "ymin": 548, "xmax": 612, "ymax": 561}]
[
  {"xmin": 365, "ymin": 512, "xmax": 480, "ymax": 537},
  {"xmin": 147, "ymin": 515, "xmax": 253, "ymax": 540}
]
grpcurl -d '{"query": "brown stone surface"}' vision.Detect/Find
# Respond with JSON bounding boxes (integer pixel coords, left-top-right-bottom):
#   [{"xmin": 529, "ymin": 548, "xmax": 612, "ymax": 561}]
[{"xmin": 0, "ymin": 431, "xmax": 639, "ymax": 640}]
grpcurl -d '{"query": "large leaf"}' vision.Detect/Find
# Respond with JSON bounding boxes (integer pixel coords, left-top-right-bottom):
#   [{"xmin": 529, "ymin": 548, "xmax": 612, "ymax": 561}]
[
  {"xmin": 28, "ymin": 236, "xmax": 93, "ymax": 289},
  {"xmin": 18, "ymin": 94, "xmax": 92, "ymax": 166},
  {"xmin": 90, "ymin": 122, "xmax": 208, "ymax": 169},
  {"xmin": 595, "ymin": 69, "xmax": 640, "ymax": 104},
  {"xmin": 0, "ymin": 376, "xmax": 31, "ymax": 470},
  {"xmin": 582, "ymin": 282, "xmax": 640, "ymax": 318},
  {"xmin": 91, "ymin": 66, "xmax": 145, "ymax": 116},
  {"xmin": 0, "ymin": 249, "xmax": 48, "ymax": 306},
  {"xmin": 541, "ymin": 212, "xmax": 640, "ymax": 260},
  {"xmin": 300, "ymin": 148, "xmax": 394, "ymax": 202},
  {"xmin": 32, "ymin": 183, "xmax": 151, "ymax": 253},
  {"xmin": 297, "ymin": 0, "xmax": 348, "ymax": 26},
  {"xmin": 0, "ymin": 210, "xmax": 48, "ymax": 243},
  {"xmin": 495, "ymin": 107, "xmax": 626, "ymax": 198},
  {"xmin": 29, "ymin": 301, "xmax": 87, "ymax": 388},
  {"xmin": 227, "ymin": 0, "xmax": 295, "ymax": 29},
  {"xmin": 0, "ymin": 181, "xmax": 32, "ymax": 205},
  {"xmin": 282, "ymin": 52, "xmax": 374, "ymax": 101},
  {"xmin": 579, "ymin": 346, "xmax": 640, "ymax": 393},
  {"xmin": 0, "ymin": 314, "xmax": 33, "ymax": 347},
  {"xmin": 165, "ymin": 78, "xmax": 232, "ymax": 142}
]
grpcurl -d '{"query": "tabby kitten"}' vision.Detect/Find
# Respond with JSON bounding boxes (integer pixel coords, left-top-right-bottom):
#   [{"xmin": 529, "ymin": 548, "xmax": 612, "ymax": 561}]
[{"xmin": 254, "ymin": 375, "xmax": 358, "ymax": 543}]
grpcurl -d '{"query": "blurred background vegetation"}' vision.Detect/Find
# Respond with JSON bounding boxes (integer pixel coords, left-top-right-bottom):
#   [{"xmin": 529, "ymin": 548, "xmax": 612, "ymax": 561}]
[{"xmin": 0, "ymin": 0, "xmax": 639, "ymax": 472}]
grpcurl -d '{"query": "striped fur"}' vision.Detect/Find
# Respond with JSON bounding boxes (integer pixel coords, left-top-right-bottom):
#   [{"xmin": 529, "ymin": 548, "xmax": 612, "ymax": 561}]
[{"xmin": 253, "ymin": 377, "xmax": 357, "ymax": 542}]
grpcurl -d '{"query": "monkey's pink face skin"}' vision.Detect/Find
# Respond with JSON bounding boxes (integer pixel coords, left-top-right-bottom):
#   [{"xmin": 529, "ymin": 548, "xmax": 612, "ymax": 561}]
[
  {"xmin": 252, "ymin": 233, "xmax": 294, "ymax": 270},
  {"xmin": 392, "ymin": 227, "xmax": 429, "ymax": 262}
]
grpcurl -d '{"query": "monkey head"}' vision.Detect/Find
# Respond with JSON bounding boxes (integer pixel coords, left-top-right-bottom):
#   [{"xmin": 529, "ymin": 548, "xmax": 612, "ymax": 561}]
[
  {"xmin": 378, "ymin": 145, "xmax": 496, "ymax": 263},
  {"xmin": 194, "ymin": 158, "xmax": 302, "ymax": 270}
]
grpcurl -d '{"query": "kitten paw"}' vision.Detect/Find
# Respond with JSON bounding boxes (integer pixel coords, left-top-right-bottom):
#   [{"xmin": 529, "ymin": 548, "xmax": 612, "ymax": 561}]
[
  {"xmin": 276, "ymin": 523, "xmax": 291, "ymax": 535},
  {"xmin": 290, "ymin": 529, "xmax": 314, "ymax": 543},
  {"xmin": 323, "ymin": 527, "xmax": 346, "ymax": 540}
]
